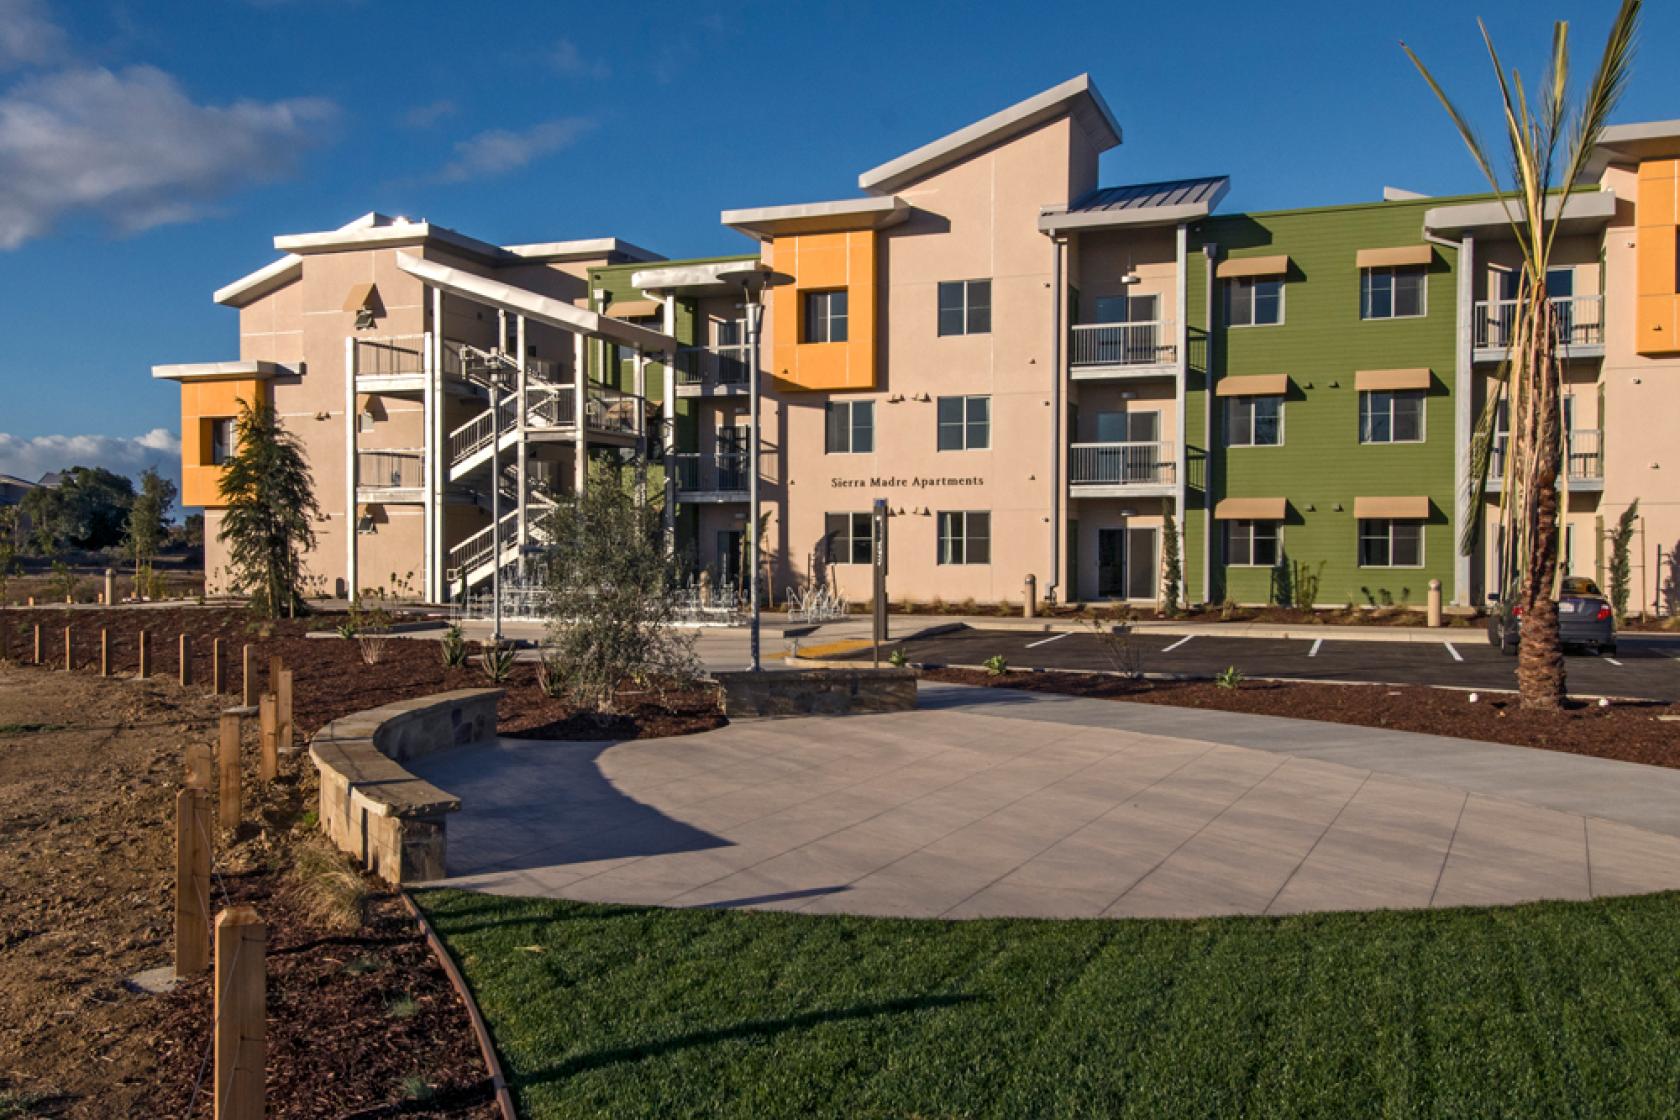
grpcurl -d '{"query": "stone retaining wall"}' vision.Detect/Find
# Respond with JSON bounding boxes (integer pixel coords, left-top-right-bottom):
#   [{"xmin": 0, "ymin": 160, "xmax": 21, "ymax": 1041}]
[
  {"xmin": 308, "ymin": 689, "xmax": 502, "ymax": 884},
  {"xmin": 713, "ymin": 668, "xmax": 917, "ymax": 718}
]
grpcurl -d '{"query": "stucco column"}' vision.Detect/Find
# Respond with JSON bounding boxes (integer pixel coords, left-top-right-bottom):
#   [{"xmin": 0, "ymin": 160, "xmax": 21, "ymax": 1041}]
[
  {"xmin": 662, "ymin": 294, "xmax": 677, "ymax": 553},
  {"xmin": 343, "ymin": 335, "xmax": 357, "ymax": 600},
  {"xmin": 1453, "ymin": 235, "xmax": 1476, "ymax": 607},
  {"xmin": 572, "ymin": 332, "xmax": 587, "ymax": 496},
  {"xmin": 516, "ymin": 313, "xmax": 528, "ymax": 578}
]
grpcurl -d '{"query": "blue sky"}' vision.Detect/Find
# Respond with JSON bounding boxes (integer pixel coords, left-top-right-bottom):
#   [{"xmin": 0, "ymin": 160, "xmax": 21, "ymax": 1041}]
[{"xmin": 0, "ymin": 0, "xmax": 1674, "ymax": 489}]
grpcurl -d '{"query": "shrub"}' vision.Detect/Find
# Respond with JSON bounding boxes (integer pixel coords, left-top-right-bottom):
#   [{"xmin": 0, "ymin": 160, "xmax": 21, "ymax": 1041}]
[
  {"xmin": 1215, "ymin": 665, "xmax": 1244, "ymax": 690},
  {"xmin": 347, "ymin": 588, "xmax": 396, "ymax": 666},
  {"xmin": 983, "ymin": 653, "xmax": 1008, "ymax": 676},
  {"xmin": 1160, "ymin": 512, "xmax": 1182, "ymax": 616},
  {"xmin": 1290, "ymin": 558, "xmax": 1324, "ymax": 611},
  {"xmin": 1608, "ymin": 500, "xmax": 1640, "ymax": 624},
  {"xmin": 440, "ymin": 624, "xmax": 469, "ymax": 668},
  {"xmin": 887, "ymin": 647, "xmax": 908, "ymax": 668},
  {"xmin": 540, "ymin": 462, "xmax": 699, "ymax": 712},
  {"xmin": 285, "ymin": 837, "xmax": 368, "ymax": 932},
  {"xmin": 1089, "ymin": 620, "xmax": 1145, "ymax": 679},
  {"xmin": 478, "ymin": 639, "xmax": 517, "ymax": 684},
  {"xmin": 537, "ymin": 651, "xmax": 568, "ymax": 698}
]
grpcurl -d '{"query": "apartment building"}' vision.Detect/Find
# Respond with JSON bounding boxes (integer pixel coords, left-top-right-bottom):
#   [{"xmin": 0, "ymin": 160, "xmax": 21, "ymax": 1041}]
[{"xmin": 154, "ymin": 77, "xmax": 1680, "ymax": 613}]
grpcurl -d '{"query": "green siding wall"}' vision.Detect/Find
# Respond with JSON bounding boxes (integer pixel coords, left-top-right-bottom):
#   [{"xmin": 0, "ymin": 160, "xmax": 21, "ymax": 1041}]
[{"xmin": 1186, "ymin": 198, "xmax": 1460, "ymax": 606}]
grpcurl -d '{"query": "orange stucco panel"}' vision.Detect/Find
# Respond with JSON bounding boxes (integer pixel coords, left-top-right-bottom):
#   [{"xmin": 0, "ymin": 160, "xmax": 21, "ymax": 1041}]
[
  {"xmin": 1635, "ymin": 158, "xmax": 1680, "ymax": 355},
  {"xmin": 765, "ymin": 230, "xmax": 877, "ymax": 391},
  {"xmin": 179, "ymin": 378, "xmax": 268, "ymax": 507}
]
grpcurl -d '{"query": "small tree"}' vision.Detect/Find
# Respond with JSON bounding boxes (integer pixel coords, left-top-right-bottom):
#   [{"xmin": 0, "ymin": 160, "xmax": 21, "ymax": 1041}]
[
  {"xmin": 542, "ymin": 462, "xmax": 698, "ymax": 712},
  {"xmin": 1608, "ymin": 500, "xmax": 1640, "ymax": 624},
  {"xmin": 217, "ymin": 398, "xmax": 322, "ymax": 619},
  {"xmin": 1160, "ymin": 512, "xmax": 1182, "ymax": 615},
  {"xmin": 126, "ymin": 467, "xmax": 177, "ymax": 575},
  {"xmin": 0, "ymin": 507, "xmax": 18, "ymax": 603}
]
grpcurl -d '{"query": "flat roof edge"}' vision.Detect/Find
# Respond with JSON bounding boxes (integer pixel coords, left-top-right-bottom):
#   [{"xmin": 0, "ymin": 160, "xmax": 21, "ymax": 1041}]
[{"xmin": 152, "ymin": 360, "xmax": 283, "ymax": 382}]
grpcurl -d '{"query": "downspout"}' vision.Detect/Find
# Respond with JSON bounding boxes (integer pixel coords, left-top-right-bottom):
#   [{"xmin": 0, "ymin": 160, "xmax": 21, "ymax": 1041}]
[
  {"xmin": 1201, "ymin": 241, "xmax": 1217, "ymax": 606},
  {"xmin": 1046, "ymin": 235, "xmax": 1065, "ymax": 605}
]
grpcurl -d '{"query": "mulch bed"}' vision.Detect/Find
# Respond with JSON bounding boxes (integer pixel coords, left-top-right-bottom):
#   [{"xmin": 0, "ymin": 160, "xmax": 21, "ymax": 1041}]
[
  {"xmin": 148, "ymin": 878, "xmax": 499, "ymax": 1119},
  {"xmin": 0, "ymin": 605, "xmax": 725, "ymax": 741},
  {"xmin": 926, "ymin": 667, "xmax": 1680, "ymax": 769}
]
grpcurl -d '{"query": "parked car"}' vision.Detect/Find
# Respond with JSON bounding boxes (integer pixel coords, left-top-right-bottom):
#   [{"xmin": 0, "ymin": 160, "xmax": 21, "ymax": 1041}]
[{"xmin": 1487, "ymin": 576, "xmax": 1617, "ymax": 655}]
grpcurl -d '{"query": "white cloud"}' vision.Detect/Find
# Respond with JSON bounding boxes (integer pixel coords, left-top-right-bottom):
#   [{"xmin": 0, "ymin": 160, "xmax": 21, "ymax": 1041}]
[
  {"xmin": 0, "ymin": 64, "xmax": 338, "ymax": 248},
  {"xmin": 401, "ymin": 98, "xmax": 456, "ymax": 129},
  {"xmin": 0, "ymin": 0, "xmax": 67, "ymax": 71},
  {"xmin": 0, "ymin": 429, "xmax": 182, "ymax": 493},
  {"xmin": 549, "ymin": 38, "xmax": 609, "ymax": 80},
  {"xmin": 433, "ymin": 117, "xmax": 595, "ymax": 183}
]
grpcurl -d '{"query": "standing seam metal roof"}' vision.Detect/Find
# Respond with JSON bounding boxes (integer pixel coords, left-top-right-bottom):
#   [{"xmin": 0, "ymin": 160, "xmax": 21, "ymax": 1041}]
[{"xmin": 1063, "ymin": 176, "xmax": 1230, "ymax": 214}]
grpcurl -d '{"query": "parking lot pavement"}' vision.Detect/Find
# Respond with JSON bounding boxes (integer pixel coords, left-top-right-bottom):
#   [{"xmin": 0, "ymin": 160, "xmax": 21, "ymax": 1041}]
[{"xmin": 838, "ymin": 626, "xmax": 1680, "ymax": 702}]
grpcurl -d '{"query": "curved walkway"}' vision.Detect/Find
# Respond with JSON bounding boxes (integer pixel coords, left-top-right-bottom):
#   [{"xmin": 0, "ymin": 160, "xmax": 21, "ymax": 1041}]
[{"xmin": 411, "ymin": 683, "xmax": 1680, "ymax": 919}]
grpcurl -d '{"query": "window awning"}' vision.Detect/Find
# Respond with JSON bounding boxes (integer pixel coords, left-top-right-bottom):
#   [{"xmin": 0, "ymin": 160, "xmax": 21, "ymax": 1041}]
[
  {"xmin": 605, "ymin": 299, "xmax": 661, "ymax": 320},
  {"xmin": 1355, "ymin": 368, "xmax": 1433, "ymax": 392},
  {"xmin": 1214, "ymin": 497, "xmax": 1288, "ymax": 520},
  {"xmin": 1356, "ymin": 245, "xmax": 1433, "ymax": 269},
  {"xmin": 1354, "ymin": 496, "xmax": 1430, "ymax": 519},
  {"xmin": 1215, "ymin": 373, "xmax": 1289, "ymax": 397},
  {"xmin": 1215, "ymin": 254, "xmax": 1290, "ymax": 280}
]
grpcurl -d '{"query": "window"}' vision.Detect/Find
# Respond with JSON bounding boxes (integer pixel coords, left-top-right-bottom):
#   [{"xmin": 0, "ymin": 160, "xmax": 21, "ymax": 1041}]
[
  {"xmin": 1360, "ymin": 390, "xmax": 1426, "ymax": 443},
  {"xmin": 937, "ymin": 511, "xmax": 991, "ymax": 565},
  {"xmin": 937, "ymin": 279, "xmax": 991, "ymax": 336},
  {"xmin": 803, "ymin": 289, "xmax": 848, "ymax": 343},
  {"xmin": 823, "ymin": 512, "xmax": 872, "ymax": 565},
  {"xmin": 825, "ymin": 399, "xmax": 874, "ymax": 454},
  {"xmin": 1092, "ymin": 292, "xmax": 1158, "ymax": 325},
  {"xmin": 937, "ymin": 395, "xmax": 990, "ymax": 450},
  {"xmin": 1361, "ymin": 266, "xmax": 1427, "ymax": 319},
  {"xmin": 715, "ymin": 316, "xmax": 745, "ymax": 347},
  {"xmin": 1225, "ymin": 520, "xmax": 1279, "ymax": 567},
  {"xmin": 1358, "ymin": 519, "xmax": 1424, "ymax": 567},
  {"xmin": 1226, "ymin": 277, "xmax": 1284, "ymax": 326},
  {"xmin": 1225, "ymin": 396, "xmax": 1283, "ymax": 447},
  {"xmin": 209, "ymin": 418, "xmax": 237, "ymax": 465}
]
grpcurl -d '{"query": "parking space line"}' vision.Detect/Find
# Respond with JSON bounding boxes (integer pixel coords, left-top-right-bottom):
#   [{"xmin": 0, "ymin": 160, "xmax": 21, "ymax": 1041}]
[
  {"xmin": 1308, "ymin": 639, "xmax": 1323, "ymax": 658},
  {"xmin": 1444, "ymin": 642, "xmax": 1464, "ymax": 662},
  {"xmin": 1604, "ymin": 657, "xmax": 1624, "ymax": 666},
  {"xmin": 1162, "ymin": 636, "xmax": 1194, "ymax": 653},
  {"xmin": 1025, "ymin": 632, "xmax": 1071, "ymax": 649}
]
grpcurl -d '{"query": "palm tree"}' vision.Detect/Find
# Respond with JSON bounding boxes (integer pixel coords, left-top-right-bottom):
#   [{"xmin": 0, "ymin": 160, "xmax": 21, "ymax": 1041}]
[{"xmin": 1404, "ymin": 0, "xmax": 1640, "ymax": 710}]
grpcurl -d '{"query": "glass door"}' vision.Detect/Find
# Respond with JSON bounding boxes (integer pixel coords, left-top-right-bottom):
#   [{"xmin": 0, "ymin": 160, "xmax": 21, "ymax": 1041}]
[{"xmin": 1097, "ymin": 528, "xmax": 1126, "ymax": 598}]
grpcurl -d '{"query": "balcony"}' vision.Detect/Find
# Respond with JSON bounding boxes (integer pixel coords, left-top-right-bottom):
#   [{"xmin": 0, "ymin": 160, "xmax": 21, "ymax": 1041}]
[
  {"xmin": 1473, "ymin": 295, "xmax": 1604, "ymax": 362},
  {"xmin": 675, "ymin": 345, "xmax": 752, "ymax": 397},
  {"xmin": 670, "ymin": 452, "xmax": 748, "ymax": 502},
  {"xmin": 351, "ymin": 333, "xmax": 428, "ymax": 393},
  {"xmin": 1069, "ymin": 321, "xmax": 1177, "ymax": 378},
  {"xmin": 1488, "ymin": 429, "xmax": 1604, "ymax": 492},
  {"xmin": 356, "ymin": 449, "xmax": 425, "ymax": 503},
  {"xmin": 1068, "ymin": 441, "xmax": 1177, "ymax": 497}
]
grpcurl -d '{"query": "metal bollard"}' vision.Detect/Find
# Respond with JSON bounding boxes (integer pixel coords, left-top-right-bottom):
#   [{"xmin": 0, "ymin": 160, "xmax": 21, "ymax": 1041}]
[
  {"xmin": 1023, "ymin": 574, "xmax": 1037, "ymax": 620},
  {"xmin": 1427, "ymin": 578, "xmax": 1443, "ymax": 629}
]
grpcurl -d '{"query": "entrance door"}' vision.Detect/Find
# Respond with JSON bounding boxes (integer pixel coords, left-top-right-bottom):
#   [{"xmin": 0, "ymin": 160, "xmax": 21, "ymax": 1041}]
[
  {"xmin": 1126, "ymin": 527, "xmax": 1159, "ymax": 601},
  {"xmin": 1097, "ymin": 528, "xmax": 1126, "ymax": 598},
  {"xmin": 717, "ymin": 529, "xmax": 743, "ymax": 586}
]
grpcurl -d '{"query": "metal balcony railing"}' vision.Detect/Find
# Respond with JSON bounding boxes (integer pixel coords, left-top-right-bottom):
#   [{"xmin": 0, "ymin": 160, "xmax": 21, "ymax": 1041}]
[
  {"xmin": 447, "ymin": 510, "xmax": 519, "ymax": 578},
  {"xmin": 1069, "ymin": 321, "xmax": 1176, "ymax": 368},
  {"xmin": 675, "ymin": 344, "xmax": 752, "ymax": 388},
  {"xmin": 1490, "ymin": 428, "xmax": 1603, "ymax": 482},
  {"xmin": 356, "ymin": 449, "xmax": 424, "ymax": 491},
  {"xmin": 352, "ymin": 334, "xmax": 427, "ymax": 376},
  {"xmin": 669, "ymin": 452, "xmax": 748, "ymax": 493},
  {"xmin": 1068, "ymin": 441, "xmax": 1177, "ymax": 486},
  {"xmin": 1474, "ymin": 295, "xmax": 1604, "ymax": 350}
]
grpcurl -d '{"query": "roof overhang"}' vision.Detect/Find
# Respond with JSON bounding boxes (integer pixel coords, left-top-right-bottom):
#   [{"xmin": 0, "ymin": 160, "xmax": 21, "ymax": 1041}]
[
  {"xmin": 395, "ymin": 252, "xmax": 675, "ymax": 353},
  {"xmin": 858, "ymin": 74, "xmax": 1122, "ymax": 195},
  {"xmin": 1423, "ymin": 189, "xmax": 1617, "ymax": 239},
  {"xmin": 1586, "ymin": 119, "xmax": 1680, "ymax": 178},
  {"xmin": 503, "ymin": 238, "xmax": 663, "ymax": 264},
  {"xmin": 276, "ymin": 219, "xmax": 513, "ymax": 264},
  {"xmin": 152, "ymin": 360, "xmax": 284, "ymax": 382},
  {"xmin": 721, "ymin": 196, "xmax": 910, "ymax": 241},
  {"xmin": 214, "ymin": 255, "xmax": 302, "ymax": 307},
  {"xmin": 1040, "ymin": 178, "xmax": 1230, "ymax": 234}
]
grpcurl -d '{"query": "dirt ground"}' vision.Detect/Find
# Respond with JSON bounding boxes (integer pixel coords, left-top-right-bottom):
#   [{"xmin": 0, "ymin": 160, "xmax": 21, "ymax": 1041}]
[
  {"xmin": 0, "ymin": 663, "xmax": 497, "ymax": 1117},
  {"xmin": 927, "ymin": 667, "xmax": 1680, "ymax": 768}
]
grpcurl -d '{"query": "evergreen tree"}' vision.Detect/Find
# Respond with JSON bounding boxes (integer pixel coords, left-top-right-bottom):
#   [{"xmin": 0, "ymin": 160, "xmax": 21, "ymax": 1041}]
[
  {"xmin": 126, "ymin": 468, "xmax": 177, "ymax": 574},
  {"xmin": 217, "ymin": 399, "xmax": 321, "ymax": 618},
  {"xmin": 1160, "ymin": 512, "xmax": 1182, "ymax": 615},
  {"xmin": 1608, "ymin": 500, "xmax": 1640, "ymax": 624}
]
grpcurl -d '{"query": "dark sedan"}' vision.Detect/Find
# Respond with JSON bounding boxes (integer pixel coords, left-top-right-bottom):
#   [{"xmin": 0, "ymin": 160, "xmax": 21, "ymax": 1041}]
[{"xmin": 1487, "ymin": 576, "xmax": 1617, "ymax": 655}]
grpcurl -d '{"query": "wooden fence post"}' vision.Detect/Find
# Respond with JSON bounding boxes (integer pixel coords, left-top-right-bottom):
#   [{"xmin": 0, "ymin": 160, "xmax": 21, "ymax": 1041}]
[
  {"xmin": 258, "ymin": 694, "xmax": 278, "ymax": 782},
  {"xmin": 242, "ymin": 644, "xmax": 256, "ymax": 708},
  {"xmin": 217, "ymin": 712, "xmax": 241, "ymax": 831},
  {"xmin": 214, "ymin": 905, "xmax": 266, "ymax": 1120},
  {"xmin": 100, "ymin": 629, "xmax": 109, "ymax": 677},
  {"xmin": 179, "ymin": 633, "xmax": 192, "ymax": 688},
  {"xmin": 276, "ymin": 669, "xmax": 294, "ymax": 754},
  {"xmin": 186, "ymin": 741, "xmax": 212, "ymax": 790},
  {"xmin": 63, "ymin": 626, "xmax": 72, "ymax": 672},
  {"xmin": 175, "ymin": 788, "xmax": 211, "ymax": 978},
  {"xmin": 212, "ymin": 638, "xmax": 226, "ymax": 694},
  {"xmin": 33, "ymin": 623, "xmax": 42, "ymax": 665},
  {"xmin": 137, "ymin": 630, "xmax": 149, "ymax": 679}
]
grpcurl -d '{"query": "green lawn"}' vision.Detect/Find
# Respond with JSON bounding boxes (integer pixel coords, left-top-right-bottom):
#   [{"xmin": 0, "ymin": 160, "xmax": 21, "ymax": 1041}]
[{"xmin": 415, "ymin": 889, "xmax": 1680, "ymax": 1119}]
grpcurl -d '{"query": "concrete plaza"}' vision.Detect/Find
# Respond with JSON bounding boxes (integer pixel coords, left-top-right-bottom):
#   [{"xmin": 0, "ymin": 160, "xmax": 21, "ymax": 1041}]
[{"xmin": 413, "ymin": 683, "xmax": 1680, "ymax": 919}]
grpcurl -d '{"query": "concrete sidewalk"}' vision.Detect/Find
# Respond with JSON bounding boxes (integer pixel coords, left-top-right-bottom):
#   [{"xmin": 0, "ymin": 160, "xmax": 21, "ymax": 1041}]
[{"xmin": 415, "ymin": 681, "xmax": 1680, "ymax": 920}]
